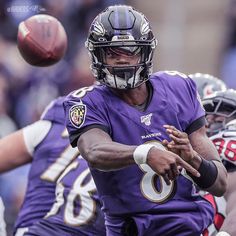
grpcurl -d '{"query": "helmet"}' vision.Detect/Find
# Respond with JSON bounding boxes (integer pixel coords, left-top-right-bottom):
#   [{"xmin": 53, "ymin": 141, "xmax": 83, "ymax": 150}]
[
  {"xmin": 202, "ymin": 89, "xmax": 236, "ymax": 136},
  {"xmin": 225, "ymin": 119, "xmax": 236, "ymax": 131},
  {"xmin": 188, "ymin": 73, "xmax": 227, "ymax": 99},
  {"xmin": 85, "ymin": 5, "xmax": 157, "ymax": 89}
]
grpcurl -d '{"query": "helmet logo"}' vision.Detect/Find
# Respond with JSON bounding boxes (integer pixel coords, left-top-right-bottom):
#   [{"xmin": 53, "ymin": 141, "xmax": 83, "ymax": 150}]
[
  {"xmin": 111, "ymin": 35, "xmax": 135, "ymax": 41},
  {"xmin": 69, "ymin": 104, "xmax": 87, "ymax": 128},
  {"xmin": 91, "ymin": 21, "xmax": 105, "ymax": 36},
  {"xmin": 141, "ymin": 18, "xmax": 150, "ymax": 35},
  {"xmin": 203, "ymin": 84, "xmax": 214, "ymax": 97}
]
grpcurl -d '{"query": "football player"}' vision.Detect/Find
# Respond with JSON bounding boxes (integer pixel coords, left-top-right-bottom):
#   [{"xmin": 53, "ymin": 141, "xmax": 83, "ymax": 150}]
[
  {"xmin": 64, "ymin": 5, "xmax": 227, "ymax": 235},
  {"xmin": 0, "ymin": 97, "xmax": 104, "ymax": 235},
  {"xmin": 161, "ymin": 124, "xmax": 227, "ymax": 235},
  {"xmin": 189, "ymin": 73, "xmax": 228, "ymax": 236},
  {"xmin": 24, "ymin": 155, "xmax": 105, "ymax": 236},
  {"xmin": 189, "ymin": 73, "xmax": 227, "ymax": 99},
  {"xmin": 202, "ymin": 89, "xmax": 236, "ymax": 236}
]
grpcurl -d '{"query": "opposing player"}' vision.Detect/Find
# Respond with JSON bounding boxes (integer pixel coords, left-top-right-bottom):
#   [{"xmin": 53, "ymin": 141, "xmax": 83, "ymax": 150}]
[
  {"xmin": 64, "ymin": 5, "xmax": 227, "ymax": 235},
  {"xmin": 189, "ymin": 73, "xmax": 227, "ymax": 99},
  {"xmin": 0, "ymin": 97, "xmax": 104, "ymax": 235},
  {"xmin": 189, "ymin": 73, "xmax": 228, "ymax": 235},
  {"xmin": 202, "ymin": 89, "xmax": 236, "ymax": 236},
  {"xmin": 162, "ymin": 125, "xmax": 227, "ymax": 236}
]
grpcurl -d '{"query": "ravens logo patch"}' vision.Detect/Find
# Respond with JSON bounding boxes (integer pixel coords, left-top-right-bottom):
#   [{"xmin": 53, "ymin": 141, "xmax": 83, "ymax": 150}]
[{"xmin": 69, "ymin": 104, "xmax": 86, "ymax": 128}]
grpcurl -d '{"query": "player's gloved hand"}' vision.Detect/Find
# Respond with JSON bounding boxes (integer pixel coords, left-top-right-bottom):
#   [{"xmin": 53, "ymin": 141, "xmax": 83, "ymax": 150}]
[
  {"xmin": 146, "ymin": 146, "xmax": 200, "ymax": 186},
  {"xmin": 162, "ymin": 125, "xmax": 197, "ymax": 164}
]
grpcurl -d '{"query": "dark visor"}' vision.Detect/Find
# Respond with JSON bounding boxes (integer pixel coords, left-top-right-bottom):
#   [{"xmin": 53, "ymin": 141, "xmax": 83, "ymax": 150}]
[{"xmin": 106, "ymin": 46, "xmax": 141, "ymax": 57}]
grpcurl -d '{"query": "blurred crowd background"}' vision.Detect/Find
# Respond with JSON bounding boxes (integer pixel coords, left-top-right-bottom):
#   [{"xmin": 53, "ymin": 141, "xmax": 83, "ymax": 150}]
[{"xmin": 0, "ymin": 0, "xmax": 235, "ymax": 235}]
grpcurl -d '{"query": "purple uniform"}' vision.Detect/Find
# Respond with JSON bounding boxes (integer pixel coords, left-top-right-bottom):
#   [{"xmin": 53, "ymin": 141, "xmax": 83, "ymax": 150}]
[
  {"xmin": 24, "ymin": 157, "xmax": 105, "ymax": 236},
  {"xmin": 15, "ymin": 97, "xmax": 105, "ymax": 236},
  {"xmin": 64, "ymin": 71, "xmax": 214, "ymax": 235},
  {"xmin": 15, "ymin": 97, "xmax": 77, "ymax": 233}
]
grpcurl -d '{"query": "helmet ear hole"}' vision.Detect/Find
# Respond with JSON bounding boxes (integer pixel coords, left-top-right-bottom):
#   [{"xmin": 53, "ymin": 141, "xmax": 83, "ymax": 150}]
[
  {"xmin": 86, "ymin": 5, "xmax": 157, "ymax": 89},
  {"xmin": 98, "ymin": 37, "xmax": 106, "ymax": 42},
  {"xmin": 141, "ymin": 36, "xmax": 148, "ymax": 40}
]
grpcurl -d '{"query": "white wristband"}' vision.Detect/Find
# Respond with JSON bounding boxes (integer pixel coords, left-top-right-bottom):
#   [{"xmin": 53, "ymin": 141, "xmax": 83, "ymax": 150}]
[
  {"xmin": 133, "ymin": 143, "xmax": 165, "ymax": 165},
  {"xmin": 216, "ymin": 232, "xmax": 231, "ymax": 236}
]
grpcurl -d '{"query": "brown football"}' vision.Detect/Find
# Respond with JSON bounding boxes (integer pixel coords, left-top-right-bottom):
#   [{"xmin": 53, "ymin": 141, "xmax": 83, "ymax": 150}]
[{"xmin": 17, "ymin": 14, "xmax": 68, "ymax": 66}]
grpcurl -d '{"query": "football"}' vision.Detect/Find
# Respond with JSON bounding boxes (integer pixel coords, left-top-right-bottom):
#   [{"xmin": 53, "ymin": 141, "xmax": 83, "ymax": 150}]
[{"xmin": 17, "ymin": 14, "xmax": 68, "ymax": 66}]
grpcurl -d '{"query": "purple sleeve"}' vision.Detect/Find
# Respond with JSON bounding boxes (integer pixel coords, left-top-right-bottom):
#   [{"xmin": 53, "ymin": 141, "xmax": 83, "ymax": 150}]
[
  {"xmin": 183, "ymin": 77, "xmax": 206, "ymax": 127},
  {"xmin": 63, "ymin": 92, "xmax": 110, "ymax": 147},
  {"xmin": 40, "ymin": 96, "xmax": 65, "ymax": 124},
  {"xmin": 174, "ymin": 76, "xmax": 206, "ymax": 134},
  {"xmin": 155, "ymin": 71, "xmax": 206, "ymax": 132}
]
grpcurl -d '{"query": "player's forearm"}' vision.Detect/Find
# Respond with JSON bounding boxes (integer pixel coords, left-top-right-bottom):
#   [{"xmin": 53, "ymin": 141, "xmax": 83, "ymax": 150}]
[
  {"xmin": 77, "ymin": 128, "xmax": 137, "ymax": 171},
  {"xmin": 186, "ymin": 150, "xmax": 227, "ymax": 196},
  {"xmin": 203, "ymin": 160, "xmax": 227, "ymax": 197},
  {"xmin": 0, "ymin": 131, "xmax": 32, "ymax": 173},
  {"xmin": 79, "ymin": 141, "xmax": 136, "ymax": 171},
  {"xmin": 0, "ymin": 155, "xmax": 31, "ymax": 173},
  {"xmin": 189, "ymin": 131, "xmax": 227, "ymax": 196}
]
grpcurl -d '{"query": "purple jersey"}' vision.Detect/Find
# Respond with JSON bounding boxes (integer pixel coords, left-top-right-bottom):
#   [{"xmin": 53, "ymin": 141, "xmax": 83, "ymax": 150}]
[
  {"xmin": 64, "ymin": 71, "xmax": 214, "ymax": 234},
  {"xmin": 25, "ymin": 157, "xmax": 105, "ymax": 236},
  {"xmin": 14, "ymin": 97, "xmax": 79, "ymax": 231}
]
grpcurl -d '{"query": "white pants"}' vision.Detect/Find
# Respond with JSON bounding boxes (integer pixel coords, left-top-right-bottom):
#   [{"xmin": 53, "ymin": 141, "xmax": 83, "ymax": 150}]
[
  {"xmin": 0, "ymin": 197, "xmax": 6, "ymax": 236},
  {"xmin": 15, "ymin": 227, "xmax": 29, "ymax": 236}
]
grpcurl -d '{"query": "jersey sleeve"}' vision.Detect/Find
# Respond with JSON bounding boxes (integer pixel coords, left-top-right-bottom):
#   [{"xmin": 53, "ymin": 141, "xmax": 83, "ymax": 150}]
[
  {"xmin": 40, "ymin": 96, "xmax": 65, "ymax": 124},
  {"xmin": 182, "ymin": 77, "xmax": 206, "ymax": 134},
  {"xmin": 63, "ymin": 89, "xmax": 110, "ymax": 147},
  {"xmin": 156, "ymin": 71, "xmax": 206, "ymax": 134},
  {"xmin": 23, "ymin": 96, "xmax": 66, "ymax": 156},
  {"xmin": 22, "ymin": 120, "xmax": 52, "ymax": 156}
]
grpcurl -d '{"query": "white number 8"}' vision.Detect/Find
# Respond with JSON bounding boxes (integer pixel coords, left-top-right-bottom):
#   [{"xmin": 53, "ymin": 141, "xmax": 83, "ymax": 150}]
[{"xmin": 140, "ymin": 164, "xmax": 175, "ymax": 202}]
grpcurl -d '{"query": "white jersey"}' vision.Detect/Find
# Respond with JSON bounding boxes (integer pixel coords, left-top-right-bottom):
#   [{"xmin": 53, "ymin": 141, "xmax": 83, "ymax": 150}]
[
  {"xmin": 210, "ymin": 119, "xmax": 236, "ymax": 166},
  {"xmin": 203, "ymin": 120, "xmax": 236, "ymax": 235},
  {"xmin": 0, "ymin": 197, "xmax": 6, "ymax": 236},
  {"xmin": 22, "ymin": 120, "xmax": 52, "ymax": 156},
  {"xmin": 202, "ymin": 192, "xmax": 226, "ymax": 236}
]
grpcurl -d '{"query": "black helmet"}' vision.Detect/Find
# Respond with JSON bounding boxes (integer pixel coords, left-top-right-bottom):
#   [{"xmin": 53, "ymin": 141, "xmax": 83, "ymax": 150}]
[
  {"xmin": 188, "ymin": 73, "xmax": 227, "ymax": 99},
  {"xmin": 202, "ymin": 89, "xmax": 236, "ymax": 136},
  {"xmin": 85, "ymin": 5, "xmax": 157, "ymax": 89}
]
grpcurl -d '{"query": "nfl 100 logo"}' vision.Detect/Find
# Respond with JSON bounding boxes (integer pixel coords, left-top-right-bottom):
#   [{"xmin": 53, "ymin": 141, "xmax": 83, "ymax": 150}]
[
  {"xmin": 141, "ymin": 113, "xmax": 153, "ymax": 126},
  {"xmin": 69, "ymin": 104, "xmax": 87, "ymax": 128}
]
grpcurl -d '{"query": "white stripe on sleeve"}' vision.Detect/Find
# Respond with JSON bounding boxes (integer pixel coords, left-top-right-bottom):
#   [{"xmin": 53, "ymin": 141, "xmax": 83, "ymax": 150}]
[{"xmin": 22, "ymin": 120, "xmax": 52, "ymax": 156}]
